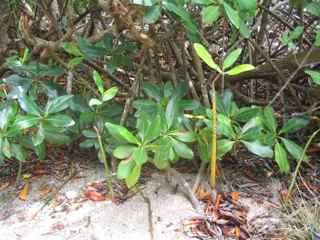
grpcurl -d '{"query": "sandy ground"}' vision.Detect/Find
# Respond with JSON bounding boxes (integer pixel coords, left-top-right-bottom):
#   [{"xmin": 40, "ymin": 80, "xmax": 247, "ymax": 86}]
[
  {"xmin": 0, "ymin": 163, "xmax": 198, "ymax": 240},
  {"xmin": 0, "ymin": 159, "xmax": 283, "ymax": 240}
]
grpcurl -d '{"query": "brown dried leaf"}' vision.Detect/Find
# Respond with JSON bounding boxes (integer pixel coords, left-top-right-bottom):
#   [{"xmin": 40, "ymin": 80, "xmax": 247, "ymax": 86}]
[{"xmin": 18, "ymin": 183, "xmax": 29, "ymax": 201}]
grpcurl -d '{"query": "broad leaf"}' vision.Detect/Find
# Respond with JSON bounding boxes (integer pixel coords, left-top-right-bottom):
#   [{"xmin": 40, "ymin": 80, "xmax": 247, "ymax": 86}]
[
  {"xmin": 171, "ymin": 138, "xmax": 194, "ymax": 159},
  {"xmin": 202, "ymin": 5, "xmax": 220, "ymax": 24},
  {"xmin": 14, "ymin": 115, "xmax": 40, "ymax": 130},
  {"xmin": 46, "ymin": 95, "xmax": 73, "ymax": 115},
  {"xmin": 113, "ymin": 145, "xmax": 136, "ymax": 159},
  {"xmin": 102, "ymin": 87, "xmax": 118, "ymax": 102},
  {"xmin": 105, "ymin": 122, "xmax": 139, "ymax": 144},
  {"xmin": 223, "ymin": 2, "xmax": 240, "ymax": 29},
  {"xmin": 279, "ymin": 117, "xmax": 309, "ymax": 134},
  {"xmin": 45, "ymin": 114, "xmax": 75, "ymax": 128},
  {"xmin": 12, "ymin": 144, "xmax": 27, "ymax": 161},
  {"xmin": 226, "ymin": 64, "xmax": 255, "ymax": 75},
  {"xmin": 223, "ymin": 49, "xmax": 242, "ymax": 70},
  {"xmin": 144, "ymin": 4, "xmax": 162, "ymax": 23},
  {"xmin": 193, "ymin": 43, "xmax": 222, "ymax": 73},
  {"xmin": 217, "ymin": 139, "xmax": 235, "ymax": 158},
  {"xmin": 125, "ymin": 165, "xmax": 141, "ymax": 188},
  {"xmin": 305, "ymin": 70, "xmax": 320, "ymax": 85},
  {"xmin": 18, "ymin": 95, "xmax": 42, "ymax": 116},
  {"xmin": 132, "ymin": 147, "xmax": 148, "ymax": 165},
  {"xmin": 93, "ymin": 70, "xmax": 104, "ymax": 95},
  {"xmin": 263, "ymin": 106, "xmax": 277, "ymax": 133},
  {"xmin": 281, "ymin": 138, "xmax": 308, "ymax": 161},
  {"xmin": 275, "ymin": 141, "xmax": 290, "ymax": 173},
  {"xmin": 117, "ymin": 158, "xmax": 135, "ymax": 179},
  {"xmin": 242, "ymin": 140, "xmax": 273, "ymax": 158}
]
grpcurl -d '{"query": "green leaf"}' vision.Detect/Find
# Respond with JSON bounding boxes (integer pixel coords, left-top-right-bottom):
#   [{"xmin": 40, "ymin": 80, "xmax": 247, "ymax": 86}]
[
  {"xmin": 225, "ymin": 64, "xmax": 255, "ymax": 75},
  {"xmin": 44, "ymin": 130, "xmax": 72, "ymax": 145},
  {"xmin": 275, "ymin": 141, "xmax": 290, "ymax": 173},
  {"xmin": 315, "ymin": 30, "xmax": 320, "ymax": 47},
  {"xmin": 279, "ymin": 117, "xmax": 309, "ymax": 134},
  {"xmin": 32, "ymin": 126, "xmax": 45, "ymax": 146},
  {"xmin": 171, "ymin": 138, "xmax": 194, "ymax": 159},
  {"xmin": 305, "ymin": 70, "xmax": 320, "ymax": 85},
  {"xmin": 242, "ymin": 140, "xmax": 273, "ymax": 158},
  {"xmin": 132, "ymin": 147, "xmax": 148, "ymax": 165},
  {"xmin": 223, "ymin": 2, "xmax": 240, "ymax": 29},
  {"xmin": 117, "ymin": 158, "xmax": 135, "ymax": 179},
  {"xmin": 193, "ymin": 43, "xmax": 222, "ymax": 73},
  {"xmin": 132, "ymin": 0, "xmax": 156, "ymax": 6},
  {"xmin": 263, "ymin": 106, "xmax": 277, "ymax": 133},
  {"xmin": 89, "ymin": 98, "xmax": 102, "ymax": 107},
  {"xmin": 143, "ymin": 82, "xmax": 162, "ymax": 101},
  {"xmin": 14, "ymin": 115, "xmax": 40, "ymax": 130},
  {"xmin": 281, "ymin": 138, "xmax": 308, "ymax": 161},
  {"xmin": 172, "ymin": 131, "xmax": 196, "ymax": 142},
  {"xmin": 223, "ymin": 49, "xmax": 242, "ymax": 70},
  {"xmin": 102, "ymin": 87, "xmax": 118, "ymax": 102},
  {"xmin": 217, "ymin": 114, "xmax": 236, "ymax": 139},
  {"xmin": 60, "ymin": 42, "xmax": 83, "ymax": 57},
  {"xmin": 217, "ymin": 139, "xmax": 235, "ymax": 158},
  {"xmin": 0, "ymin": 104, "xmax": 17, "ymax": 130},
  {"xmin": 82, "ymin": 130, "xmax": 97, "ymax": 138},
  {"xmin": 79, "ymin": 139, "xmax": 96, "ymax": 148},
  {"xmin": 240, "ymin": 117, "xmax": 263, "ymax": 141},
  {"xmin": 235, "ymin": 106, "xmax": 260, "ymax": 122},
  {"xmin": 202, "ymin": 5, "xmax": 220, "ymax": 24},
  {"xmin": 2, "ymin": 138, "xmax": 11, "ymax": 158},
  {"xmin": 18, "ymin": 95, "xmax": 42, "ymax": 116},
  {"xmin": 165, "ymin": 96, "xmax": 179, "ymax": 129},
  {"xmin": 145, "ymin": 115, "xmax": 161, "ymax": 142},
  {"xmin": 12, "ymin": 144, "xmax": 27, "ymax": 162},
  {"xmin": 290, "ymin": 26, "xmax": 304, "ymax": 40},
  {"xmin": 105, "ymin": 122, "xmax": 139, "ymax": 144},
  {"xmin": 306, "ymin": 2, "xmax": 320, "ymax": 16},
  {"xmin": 113, "ymin": 145, "xmax": 136, "ymax": 159},
  {"xmin": 125, "ymin": 165, "xmax": 141, "ymax": 188},
  {"xmin": 239, "ymin": 20, "xmax": 251, "ymax": 38},
  {"xmin": 93, "ymin": 70, "xmax": 104, "ymax": 95},
  {"xmin": 144, "ymin": 4, "xmax": 162, "ymax": 23},
  {"xmin": 45, "ymin": 114, "xmax": 75, "ymax": 128},
  {"xmin": 154, "ymin": 137, "xmax": 171, "ymax": 169},
  {"xmin": 46, "ymin": 95, "xmax": 73, "ymax": 115}
]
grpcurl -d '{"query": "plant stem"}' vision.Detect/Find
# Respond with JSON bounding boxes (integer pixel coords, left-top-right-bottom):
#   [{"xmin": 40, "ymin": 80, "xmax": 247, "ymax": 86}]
[
  {"xmin": 93, "ymin": 126, "xmax": 114, "ymax": 198},
  {"xmin": 287, "ymin": 128, "xmax": 320, "ymax": 200},
  {"xmin": 210, "ymin": 82, "xmax": 217, "ymax": 188},
  {"xmin": 15, "ymin": 160, "xmax": 23, "ymax": 188}
]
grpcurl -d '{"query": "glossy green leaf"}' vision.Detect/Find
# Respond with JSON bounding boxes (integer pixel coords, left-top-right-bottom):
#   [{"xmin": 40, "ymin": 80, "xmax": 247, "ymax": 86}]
[
  {"xmin": 202, "ymin": 5, "xmax": 220, "ymax": 24},
  {"xmin": 132, "ymin": 147, "xmax": 148, "ymax": 165},
  {"xmin": 18, "ymin": 95, "xmax": 42, "ymax": 116},
  {"xmin": 306, "ymin": 2, "xmax": 320, "ymax": 16},
  {"xmin": 12, "ymin": 144, "xmax": 27, "ymax": 161},
  {"xmin": 171, "ymin": 138, "xmax": 194, "ymax": 159},
  {"xmin": 217, "ymin": 114, "xmax": 236, "ymax": 139},
  {"xmin": 145, "ymin": 115, "xmax": 161, "ymax": 142},
  {"xmin": 44, "ymin": 130, "xmax": 72, "ymax": 145},
  {"xmin": 32, "ymin": 126, "xmax": 45, "ymax": 146},
  {"xmin": 305, "ymin": 70, "xmax": 320, "ymax": 85},
  {"xmin": 275, "ymin": 141, "xmax": 290, "ymax": 173},
  {"xmin": 89, "ymin": 98, "xmax": 102, "ymax": 107},
  {"xmin": 46, "ymin": 95, "xmax": 73, "ymax": 115},
  {"xmin": 82, "ymin": 130, "xmax": 97, "ymax": 138},
  {"xmin": 143, "ymin": 83, "xmax": 162, "ymax": 101},
  {"xmin": 14, "ymin": 115, "xmax": 40, "ymax": 130},
  {"xmin": 60, "ymin": 42, "xmax": 83, "ymax": 57},
  {"xmin": 105, "ymin": 122, "xmax": 139, "ymax": 144},
  {"xmin": 165, "ymin": 96, "xmax": 179, "ymax": 129},
  {"xmin": 2, "ymin": 138, "xmax": 11, "ymax": 158},
  {"xmin": 235, "ymin": 106, "xmax": 260, "ymax": 122},
  {"xmin": 93, "ymin": 70, "xmax": 104, "ymax": 95},
  {"xmin": 144, "ymin": 4, "xmax": 161, "ymax": 23},
  {"xmin": 225, "ymin": 64, "xmax": 255, "ymax": 75},
  {"xmin": 279, "ymin": 117, "xmax": 309, "ymax": 134},
  {"xmin": 125, "ymin": 164, "xmax": 141, "ymax": 188},
  {"xmin": 193, "ymin": 43, "xmax": 222, "ymax": 73},
  {"xmin": 102, "ymin": 87, "xmax": 118, "ymax": 102},
  {"xmin": 217, "ymin": 139, "xmax": 235, "ymax": 158},
  {"xmin": 242, "ymin": 140, "xmax": 273, "ymax": 158},
  {"xmin": 113, "ymin": 145, "xmax": 136, "ymax": 159},
  {"xmin": 223, "ymin": 2, "xmax": 240, "ymax": 29},
  {"xmin": 117, "ymin": 158, "xmax": 135, "ymax": 179},
  {"xmin": 281, "ymin": 138, "xmax": 308, "ymax": 161},
  {"xmin": 45, "ymin": 114, "xmax": 75, "ymax": 128},
  {"xmin": 79, "ymin": 139, "xmax": 96, "ymax": 148},
  {"xmin": 263, "ymin": 106, "xmax": 277, "ymax": 133},
  {"xmin": 223, "ymin": 49, "xmax": 242, "ymax": 70},
  {"xmin": 172, "ymin": 131, "xmax": 196, "ymax": 143}
]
